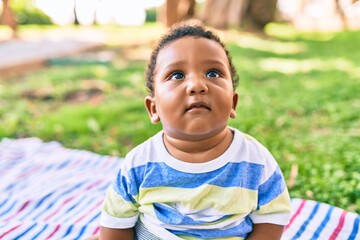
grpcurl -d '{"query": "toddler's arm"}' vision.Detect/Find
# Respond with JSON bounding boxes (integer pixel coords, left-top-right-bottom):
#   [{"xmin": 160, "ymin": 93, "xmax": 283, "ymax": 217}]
[
  {"xmin": 246, "ymin": 223, "xmax": 284, "ymax": 240},
  {"xmin": 100, "ymin": 226, "xmax": 134, "ymax": 240}
]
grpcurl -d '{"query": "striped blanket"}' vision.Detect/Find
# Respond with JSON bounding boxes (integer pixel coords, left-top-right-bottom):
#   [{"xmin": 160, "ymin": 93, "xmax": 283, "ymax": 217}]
[{"xmin": 0, "ymin": 138, "xmax": 359, "ymax": 240}]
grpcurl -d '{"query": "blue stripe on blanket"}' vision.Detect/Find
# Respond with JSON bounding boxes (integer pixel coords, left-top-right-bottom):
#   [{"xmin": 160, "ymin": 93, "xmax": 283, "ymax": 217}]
[
  {"xmin": 293, "ymin": 202, "xmax": 320, "ymax": 239},
  {"xmin": 311, "ymin": 205, "xmax": 334, "ymax": 239},
  {"xmin": 350, "ymin": 216, "xmax": 360, "ymax": 240}
]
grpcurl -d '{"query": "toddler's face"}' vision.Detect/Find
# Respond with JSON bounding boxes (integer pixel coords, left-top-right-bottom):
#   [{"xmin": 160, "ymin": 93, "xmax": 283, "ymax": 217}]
[{"xmin": 145, "ymin": 36, "xmax": 238, "ymax": 141}]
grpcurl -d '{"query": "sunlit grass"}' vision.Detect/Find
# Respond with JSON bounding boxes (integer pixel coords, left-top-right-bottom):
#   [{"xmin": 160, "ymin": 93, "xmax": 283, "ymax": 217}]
[
  {"xmin": 227, "ymin": 32, "xmax": 307, "ymax": 54},
  {"xmin": 259, "ymin": 58, "xmax": 360, "ymax": 76},
  {"xmin": 265, "ymin": 22, "xmax": 337, "ymax": 41},
  {"xmin": 0, "ymin": 23, "xmax": 359, "ymax": 213}
]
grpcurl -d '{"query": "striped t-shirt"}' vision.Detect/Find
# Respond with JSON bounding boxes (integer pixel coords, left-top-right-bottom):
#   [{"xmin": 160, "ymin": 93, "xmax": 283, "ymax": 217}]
[{"xmin": 100, "ymin": 128, "xmax": 291, "ymax": 239}]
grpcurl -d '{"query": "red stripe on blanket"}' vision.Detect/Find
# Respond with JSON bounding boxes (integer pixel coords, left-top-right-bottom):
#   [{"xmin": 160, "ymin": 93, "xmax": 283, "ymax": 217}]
[
  {"xmin": 18, "ymin": 165, "xmax": 42, "ymax": 179},
  {"xmin": 93, "ymin": 226, "xmax": 100, "ymax": 235},
  {"xmin": 75, "ymin": 199, "xmax": 103, "ymax": 223},
  {"xmin": 0, "ymin": 223, "xmax": 22, "ymax": 238},
  {"xmin": 85, "ymin": 179, "xmax": 103, "ymax": 190},
  {"xmin": 4, "ymin": 200, "xmax": 31, "ymax": 221},
  {"xmin": 329, "ymin": 210, "xmax": 347, "ymax": 240},
  {"xmin": 284, "ymin": 199, "xmax": 306, "ymax": 231},
  {"xmin": 46, "ymin": 224, "xmax": 61, "ymax": 239},
  {"xmin": 43, "ymin": 196, "xmax": 75, "ymax": 221}
]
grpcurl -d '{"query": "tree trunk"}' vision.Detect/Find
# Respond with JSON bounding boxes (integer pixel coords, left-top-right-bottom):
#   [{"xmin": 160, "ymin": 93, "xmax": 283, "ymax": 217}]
[
  {"xmin": 335, "ymin": 0, "xmax": 348, "ymax": 29},
  {"xmin": 161, "ymin": 0, "xmax": 196, "ymax": 27},
  {"xmin": 202, "ymin": 0, "xmax": 231, "ymax": 29},
  {"xmin": 0, "ymin": 0, "xmax": 18, "ymax": 38},
  {"xmin": 248, "ymin": 0, "xmax": 278, "ymax": 28},
  {"xmin": 227, "ymin": 0, "xmax": 249, "ymax": 28},
  {"xmin": 202, "ymin": 0, "xmax": 277, "ymax": 30}
]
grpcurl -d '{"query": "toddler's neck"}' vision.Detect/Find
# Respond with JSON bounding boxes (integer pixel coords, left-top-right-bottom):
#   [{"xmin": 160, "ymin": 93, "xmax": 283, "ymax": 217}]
[{"xmin": 162, "ymin": 127, "xmax": 234, "ymax": 163}]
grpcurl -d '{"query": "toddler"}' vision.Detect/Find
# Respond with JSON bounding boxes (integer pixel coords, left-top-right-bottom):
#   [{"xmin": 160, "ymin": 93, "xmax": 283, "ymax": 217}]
[{"xmin": 100, "ymin": 23, "xmax": 291, "ymax": 240}]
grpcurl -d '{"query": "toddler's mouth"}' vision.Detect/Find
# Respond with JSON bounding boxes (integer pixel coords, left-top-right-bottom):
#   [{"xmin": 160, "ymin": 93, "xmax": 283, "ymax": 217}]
[{"xmin": 186, "ymin": 102, "xmax": 211, "ymax": 112}]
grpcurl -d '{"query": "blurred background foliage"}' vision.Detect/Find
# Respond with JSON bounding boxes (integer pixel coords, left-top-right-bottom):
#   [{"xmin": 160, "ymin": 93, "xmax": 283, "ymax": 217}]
[{"xmin": 10, "ymin": 0, "xmax": 51, "ymax": 24}]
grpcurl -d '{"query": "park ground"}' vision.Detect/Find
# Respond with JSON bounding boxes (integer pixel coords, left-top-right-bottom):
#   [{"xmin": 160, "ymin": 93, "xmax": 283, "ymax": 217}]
[{"xmin": 0, "ymin": 23, "xmax": 359, "ymax": 213}]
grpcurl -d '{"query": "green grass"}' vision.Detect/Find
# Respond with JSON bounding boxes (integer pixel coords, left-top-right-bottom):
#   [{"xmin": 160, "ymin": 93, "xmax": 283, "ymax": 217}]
[{"xmin": 0, "ymin": 23, "xmax": 359, "ymax": 213}]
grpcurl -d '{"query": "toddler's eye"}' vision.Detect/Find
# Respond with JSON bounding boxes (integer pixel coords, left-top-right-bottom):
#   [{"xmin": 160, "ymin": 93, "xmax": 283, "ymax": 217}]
[
  {"xmin": 169, "ymin": 72, "xmax": 185, "ymax": 80},
  {"xmin": 206, "ymin": 70, "xmax": 220, "ymax": 78}
]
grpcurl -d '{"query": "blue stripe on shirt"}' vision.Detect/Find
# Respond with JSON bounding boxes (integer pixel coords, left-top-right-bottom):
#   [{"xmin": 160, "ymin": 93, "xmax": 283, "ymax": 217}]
[
  {"xmin": 140, "ymin": 162, "xmax": 263, "ymax": 190},
  {"xmin": 153, "ymin": 203, "xmax": 230, "ymax": 225},
  {"xmin": 113, "ymin": 162, "xmax": 264, "ymax": 201},
  {"xmin": 113, "ymin": 169, "xmax": 143, "ymax": 203},
  {"xmin": 170, "ymin": 216, "xmax": 252, "ymax": 239},
  {"xmin": 257, "ymin": 166, "xmax": 285, "ymax": 207}
]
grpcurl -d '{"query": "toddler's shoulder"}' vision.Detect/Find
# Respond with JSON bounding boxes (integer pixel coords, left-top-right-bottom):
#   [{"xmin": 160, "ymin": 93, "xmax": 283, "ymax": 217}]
[
  {"xmin": 232, "ymin": 128, "xmax": 267, "ymax": 151},
  {"xmin": 123, "ymin": 131, "xmax": 164, "ymax": 168},
  {"xmin": 232, "ymin": 128, "xmax": 277, "ymax": 166}
]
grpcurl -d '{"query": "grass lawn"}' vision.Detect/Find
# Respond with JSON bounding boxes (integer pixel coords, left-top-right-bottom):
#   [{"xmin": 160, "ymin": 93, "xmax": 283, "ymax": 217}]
[{"xmin": 0, "ymin": 23, "xmax": 359, "ymax": 213}]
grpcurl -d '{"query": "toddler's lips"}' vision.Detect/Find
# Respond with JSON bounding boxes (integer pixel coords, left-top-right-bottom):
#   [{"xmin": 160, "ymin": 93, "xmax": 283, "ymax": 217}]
[{"xmin": 186, "ymin": 102, "xmax": 211, "ymax": 112}]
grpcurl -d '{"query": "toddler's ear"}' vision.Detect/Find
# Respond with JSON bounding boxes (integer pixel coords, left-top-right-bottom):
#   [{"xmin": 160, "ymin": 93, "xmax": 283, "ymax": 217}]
[
  {"xmin": 145, "ymin": 96, "xmax": 160, "ymax": 123},
  {"xmin": 230, "ymin": 92, "xmax": 238, "ymax": 118}
]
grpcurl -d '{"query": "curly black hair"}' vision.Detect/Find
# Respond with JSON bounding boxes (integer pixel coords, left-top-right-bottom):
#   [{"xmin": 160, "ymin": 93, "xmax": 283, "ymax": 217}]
[{"xmin": 145, "ymin": 23, "xmax": 239, "ymax": 96}]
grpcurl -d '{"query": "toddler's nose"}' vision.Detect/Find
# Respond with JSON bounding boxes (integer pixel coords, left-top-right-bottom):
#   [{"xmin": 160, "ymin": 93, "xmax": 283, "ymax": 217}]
[{"xmin": 186, "ymin": 77, "xmax": 208, "ymax": 95}]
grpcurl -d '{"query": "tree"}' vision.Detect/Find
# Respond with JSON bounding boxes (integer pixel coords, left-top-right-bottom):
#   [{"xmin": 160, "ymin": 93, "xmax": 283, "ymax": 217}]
[
  {"xmin": 201, "ymin": 0, "xmax": 278, "ymax": 30},
  {"xmin": 0, "ymin": 0, "xmax": 18, "ymax": 38},
  {"xmin": 160, "ymin": 0, "xmax": 196, "ymax": 27}
]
